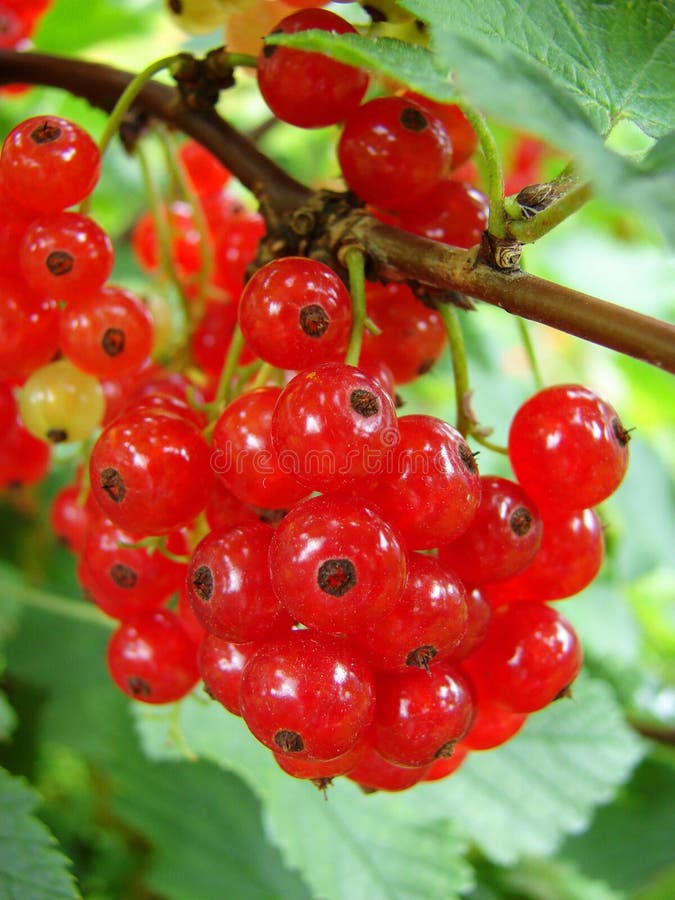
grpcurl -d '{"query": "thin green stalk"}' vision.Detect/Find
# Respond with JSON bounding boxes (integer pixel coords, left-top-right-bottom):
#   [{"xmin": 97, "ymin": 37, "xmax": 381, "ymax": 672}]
[
  {"xmin": 436, "ymin": 304, "xmax": 472, "ymax": 437},
  {"xmin": 97, "ymin": 53, "xmax": 185, "ymax": 160},
  {"xmin": 214, "ymin": 323, "xmax": 246, "ymax": 406},
  {"xmin": 472, "ymin": 433, "xmax": 509, "ymax": 456},
  {"xmin": 516, "ymin": 317, "xmax": 544, "ymax": 389},
  {"xmin": 15, "ymin": 583, "xmax": 114, "ymax": 629},
  {"xmin": 345, "ymin": 246, "xmax": 367, "ymax": 366},
  {"xmin": 456, "ymin": 102, "xmax": 506, "ymax": 238},
  {"xmin": 227, "ymin": 53, "xmax": 258, "ymax": 69}
]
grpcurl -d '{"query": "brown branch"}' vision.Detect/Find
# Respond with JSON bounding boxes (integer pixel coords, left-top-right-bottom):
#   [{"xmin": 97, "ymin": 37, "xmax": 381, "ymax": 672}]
[
  {"xmin": 1, "ymin": 49, "xmax": 673, "ymax": 373},
  {"xmin": 0, "ymin": 49, "xmax": 310, "ymax": 214}
]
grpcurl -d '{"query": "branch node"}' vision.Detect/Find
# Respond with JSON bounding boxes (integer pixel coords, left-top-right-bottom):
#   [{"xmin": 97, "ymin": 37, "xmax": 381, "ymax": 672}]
[{"xmin": 479, "ymin": 231, "xmax": 523, "ymax": 272}]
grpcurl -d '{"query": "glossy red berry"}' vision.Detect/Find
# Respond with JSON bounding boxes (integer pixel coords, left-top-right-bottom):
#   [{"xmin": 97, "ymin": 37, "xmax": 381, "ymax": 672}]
[
  {"xmin": 401, "ymin": 92, "xmax": 478, "ymax": 169},
  {"xmin": 468, "ymin": 603, "xmax": 583, "ymax": 713},
  {"xmin": 257, "ymin": 9, "xmax": 368, "ymax": 128},
  {"xmin": 89, "ymin": 411, "xmax": 214, "ymax": 535},
  {"xmin": 59, "ymin": 284, "xmax": 154, "ymax": 378},
  {"xmin": 271, "ymin": 362, "xmax": 400, "ymax": 493},
  {"xmin": 106, "ymin": 610, "xmax": 199, "ymax": 704},
  {"xmin": 179, "ymin": 138, "xmax": 231, "ymax": 195},
  {"xmin": 0, "ymin": 275, "xmax": 60, "ymax": 380},
  {"xmin": 438, "ymin": 476, "xmax": 542, "ymax": 584},
  {"xmin": 338, "ymin": 96, "xmax": 452, "ymax": 212},
  {"xmin": 423, "ymin": 746, "xmax": 469, "ymax": 782},
  {"xmin": 50, "ymin": 483, "xmax": 95, "ymax": 554},
  {"xmin": 186, "ymin": 523, "xmax": 291, "ymax": 642},
  {"xmin": 239, "ymin": 630, "xmax": 376, "ymax": 760},
  {"xmin": 0, "ymin": 115, "xmax": 101, "ymax": 213},
  {"xmin": 19, "ymin": 212, "xmax": 114, "ymax": 302},
  {"xmin": 361, "ymin": 282, "xmax": 447, "ymax": 384},
  {"xmin": 347, "ymin": 745, "xmax": 432, "ymax": 793},
  {"xmin": 0, "ymin": 413, "xmax": 50, "ymax": 488},
  {"xmin": 372, "ymin": 662, "xmax": 474, "ymax": 767},
  {"xmin": 355, "ymin": 552, "xmax": 468, "ymax": 671},
  {"xmin": 364, "ymin": 414, "xmax": 481, "ymax": 550},
  {"xmin": 448, "ymin": 586, "xmax": 492, "ymax": 662},
  {"xmin": 238, "ymin": 257, "xmax": 353, "ymax": 370},
  {"xmin": 198, "ymin": 633, "xmax": 267, "ymax": 716},
  {"xmin": 508, "ymin": 384, "xmax": 630, "ymax": 511},
  {"xmin": 211, "ymin": 387, "xmax": 309, "ymax": 509},
  {"xmin": 399, "ymin": 179, "xmax": 489, "ymax": 249},
  {"xmin": 268, "ymin": 493, "xmax": 408, "ymax": 636},
  {"xmin": 484, "ymin": 507, "xmax": 605, "ymax": 604}
]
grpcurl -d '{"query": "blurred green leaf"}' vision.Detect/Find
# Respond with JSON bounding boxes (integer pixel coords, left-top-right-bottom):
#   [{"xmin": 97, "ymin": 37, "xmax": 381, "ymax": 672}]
[
  {"xmin": 0, "ymin": 692, "xmax": 17, "ymax": 744},
  {"xmin": 135, "ymin": 697, "xmax": 475, "ymax": 900},
  {"xmin": 562, "ymin": 755, "xmax": 675, "ymax": 892},
  {"xmin": 0, "ymin": 766, "xmax": 79, "ymax": 899},
  {"xmin": 34, "ymin": 0, "xmax": 157, "ymax": 56},
  {"xmin": 406, "ymin": 675, "xmax": 645, "ymax": 865}
]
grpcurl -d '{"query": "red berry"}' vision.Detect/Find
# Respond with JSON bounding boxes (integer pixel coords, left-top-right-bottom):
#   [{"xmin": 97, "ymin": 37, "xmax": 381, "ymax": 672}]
[
  {"xmin": 271, "ymin": 362, "xmax": 400, "ymax": 493},
  {"xmin": 0, "ymin": 275, "xmax": 60, "ymax": 380},
  {"xmin": 348, "ymin": 745, "xmax": 432, "ymax": 792},
  {"xmin": 186, "ymin": 523, "xmax": 291, "ymax": 642},
  {"xmin": 19, "ymin": 212, "xmax": 114, "ymax": 302},
  {"xmin": 238, "ymin": 257, "xmax": 353, "ymax": 370},
  {"xmin": 268, "ymin": 493, "xmax": 408, "ymax": 636},
  {"xmin": 372, "ymin": 662, "xmax": 474, "ymax": 767},
  {"xmin": 106, "ymin": 610, "xmax": 199, "ymax": 704},
  {"xmin": 89, "ymin": 411, "xmax": 214, "ymax": 535},
  {"xmin": 60, "ymin": 284, "xmax": 154, "ymax": 379},
  {"xmin": 437, "ymin": 475, "xmax": 542, "ymax": 584},
  {"xmin": 257, "ymin": 9, "xmax": 368, "ymax": 128},
  {"xmin": 508, "ymin": 384, "xmax": 630, "ymax": 511},
  {"xmin": 468, "ymin": 603, "xmax": 583, "ymax": 713},
  {"xmin": 399, "ymin": 179, "xmax": 489, "ymax": 249},
  {"xmin": 198, "ymin": 633, "xmax": 267, "ymax": 716},
  {"xmin": 401, "ymin": 92, "xmax": 478, "ymax": 169},
  {"xmin": 0, "ymin": 115, "xmax": 101, "ymax": 213},
  {"xmin": 239, "ymin": 631, "xmax": 375, "ymax": 760},
  {"xmin": 338, "ymin": 96, "xmax": 452, "ymax": 213}
]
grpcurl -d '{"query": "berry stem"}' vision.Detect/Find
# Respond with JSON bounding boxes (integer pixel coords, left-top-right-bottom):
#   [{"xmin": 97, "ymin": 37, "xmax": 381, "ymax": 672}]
[
  {"xmin": 456, "ymin": 102, "xmax": 506, "ymax": 238},
  {"xmin": 515, "ymin": 317, "xmax": 544, "ymax": 389},
  {"xmin": 506, "ymin": 179, "xmax": 593, "ymax": 243},
  {"xmin": 436, "ymin": 303, "xmax": 472, "ymax": 437},
  {"xmin": 345, "ymin": 246, "xmax": 367, "ymax": 366},
  {"xmin": 214, "ymin": 323, "xmax": 246, "ymax": 407},
  {"xmin": 13, "ymin": 581, "xmax": 115, "ymax": 629}
]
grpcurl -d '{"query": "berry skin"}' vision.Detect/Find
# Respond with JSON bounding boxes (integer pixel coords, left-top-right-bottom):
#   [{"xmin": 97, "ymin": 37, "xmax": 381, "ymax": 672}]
[
  {"xmin": 364, "ymin": 414, "xmax": 482, "ymax": 550},
  {"xmin": 0, "ymin": 413, "xmax": 50, "ymax": 488},
  {"xmin": 423, "ymin": 745, "xmax": 469, "ymax": 782},
  {"xmin": 508, "ymin": 384, "xmax": 630, "ymax": 511},
  {"xmin": 271, "ymin": 362, "xmax": 400, "ymax": 493},
  {"xmin": 211, "ymin": 387, "xmax": 309, "ymax": 509},
  {"xmin": 198, "ymin": 633, "xmax": 267, "ymax": 717},
  {"xmin": 483, "ymin": 507, "xmax": 605, "ymax": 605},
  {"xmin": 0, "ymin": 115, "xmax": 101, "ymax": 213},
  {"xmin": 18, "ymin": 358, "xmax": 105, "ymax": 444},
  {"xmin": 399, "ymin": 179, "xmax": 489, "ymax": 250},
  {"xmin": 239, "ymin": 630, "xmax": 376, "ymax": 761},
  {"xmin": 348, "ymin": 746, "xmax": 432, "ymax": 793},
  {"xmin": 467, "ymin": 603, "xmax": 583, "ymax": 713},
  {"xmin": 372, "ymin": 662, "xmax": 474, "ymax": 767},
  {"xmin": 238, "ymin": 257, "xmax": 353, "ymax": 370},
  {"xmin": 59, "ymin": 284, "xmax": 154, "ymax": 379},
  {"xmin": 0, "ymin": 275, "xmax": 60, "ymax": 381},
  {"xmin": 437, "ymin": 475, "xmax": 543, "ymax": 584},
  {"xmin": 257, "ymin": 9, "xmax": 368, "ymax": 128},
  {"xmin": 89, "ymin": 411, "xmax": 214, "ymax": 536},
  {"xmin": 19, "ymin": 212, "xmax": 114, "ymax": 302},
  {"xmin": 268, "ymin": 493, "xmax": 408, "ymax": 636},
  {"xmin": 338, "ymin": 95, "xmax": 452, "ymax": 213},
  {"xmin": 354, "ymin": 552, "xmax": 468, "ymax": 671},
  {"xmin": 401, "ymin": 91, "xmax": 478, "ymax": 169},
  {"xmin": 361, "ymin": 282, "xmax": 447, "ymax": 385},
  {"xmin": 107, "ymin": 609, "xmax": 199, "ymax": 704},
  {"xmin": 179, "ymin": 138, "xmax": 231, "ymax": 195},
  {"xmin": 186, "ymin": 523, "xmax": 291, "ymax": 643}
]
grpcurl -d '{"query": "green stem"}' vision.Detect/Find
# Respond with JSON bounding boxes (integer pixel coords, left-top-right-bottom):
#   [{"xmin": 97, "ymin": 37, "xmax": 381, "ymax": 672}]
[
  {"xmin": 515, "ymin": 317, "xmax": 544, "ymax": 389},
  {"xmin": 14, "ymin": 583, "xmax": 114, "ymax": 629},
  {"xmin": 227, "ymin": 53, "xmax": 258, "ymax": 69},
  {"xmin": 472, "ymin": 433, "xmax": 509, "ymax": 456},
  {"xmin": 97, "ymin": 53, "xmax": 185, "ymax": 160},
  {"xmin": 345, "ymin": 247, "xmax": 367, "ymax": 366},
  {"xmin": 456, "ymin": 103, "xmax": 506, "ymax": 238},
  {"xmin": 214, "ymin": 324, "xmax": 246, "ymax": 407},
  {"xmin": 436, "ymin": 304, "xmax": 471, "ymax": 437}
]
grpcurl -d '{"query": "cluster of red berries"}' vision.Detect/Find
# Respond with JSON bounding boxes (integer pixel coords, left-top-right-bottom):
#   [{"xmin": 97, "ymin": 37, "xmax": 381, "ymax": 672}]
[
  {"xmin": 0, "ymin": 0, "xmax": 51, "ymax": 52},
  {"xmin": 0, "ymin": 24, "xmax": 630, "ymax": 793}
]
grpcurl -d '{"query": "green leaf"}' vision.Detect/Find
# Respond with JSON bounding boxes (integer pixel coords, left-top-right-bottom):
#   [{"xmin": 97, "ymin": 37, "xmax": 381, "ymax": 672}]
[
  {"xmin": 267, "ymin": 32, "xmax": 456, "ymax": 101},
  {"xmin": 642, "ymin": 131, "xmax": 675, "ymax": 172},
  {"xmin": 0, "ymin": 691, "xmax": 17, "ymax": 743},
  {"xmin": 135, "ymin": 697, "xmax": 475, "ymax": 900},
  {"xmin": 562, "ymin": 756, "xmax": 675, "ymax": 892},
  {"xmin": 399, "ymin": 0, "xmax": 675, "ymax": 137},
  {"xmin": 34, "ymin": 0, "xmax": 157, "ymax": 56},
  {"xmin": 400, "ymin": 675, "xmax": 645, "ymax": 865},
  {"xmin": 0, "ymin": 766, "xmax": 79, "ymax": 900}
]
